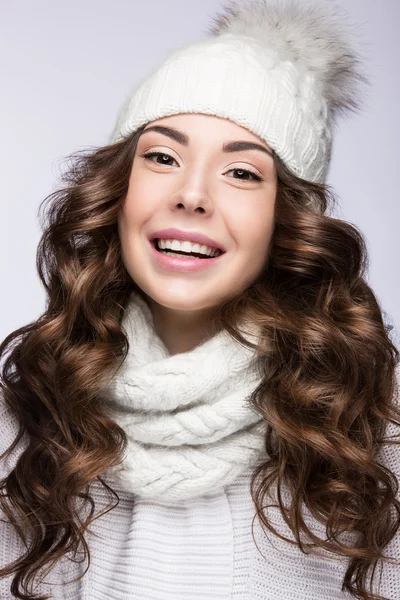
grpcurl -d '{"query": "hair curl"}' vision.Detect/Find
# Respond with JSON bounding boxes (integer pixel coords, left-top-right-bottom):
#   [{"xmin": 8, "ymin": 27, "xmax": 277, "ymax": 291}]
[{"xmin": 1, "ymin": 124, "xmax": 399, "ymax": 600}]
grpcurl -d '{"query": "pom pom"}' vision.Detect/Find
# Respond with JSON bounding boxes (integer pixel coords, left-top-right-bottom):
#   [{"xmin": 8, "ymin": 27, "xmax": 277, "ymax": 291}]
[{"xmin": 207, "ymin": 0, "xmax": 369, "ymax": 119}]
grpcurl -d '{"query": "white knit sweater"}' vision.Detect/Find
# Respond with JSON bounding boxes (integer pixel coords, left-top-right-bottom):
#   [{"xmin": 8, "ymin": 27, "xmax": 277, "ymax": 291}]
[{"xmin": 1, "ymin": 394, "xmax": 400, "ymax": 599}]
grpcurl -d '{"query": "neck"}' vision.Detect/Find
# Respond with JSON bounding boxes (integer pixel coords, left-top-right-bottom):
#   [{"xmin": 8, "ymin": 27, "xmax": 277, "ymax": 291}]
[{"xmin": 143, "ymin": 294, "xmax": 220, "ymax": 355}]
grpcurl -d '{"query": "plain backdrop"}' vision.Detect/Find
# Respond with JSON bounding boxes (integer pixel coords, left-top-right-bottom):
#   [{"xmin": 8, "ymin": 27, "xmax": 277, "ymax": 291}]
[{"xmin": 1, "ymin": 0, "xmax": 399, "ymax": 348}]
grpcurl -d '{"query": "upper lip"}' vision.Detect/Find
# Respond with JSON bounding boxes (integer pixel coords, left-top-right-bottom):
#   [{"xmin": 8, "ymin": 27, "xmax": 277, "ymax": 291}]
[{"xmin": 149, "ymin": 229, "xmax": 226, "ymax": 252}]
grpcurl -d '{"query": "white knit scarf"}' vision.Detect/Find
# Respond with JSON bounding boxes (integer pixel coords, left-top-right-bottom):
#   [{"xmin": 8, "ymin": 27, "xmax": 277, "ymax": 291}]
[{"xmin": 101, "ymin": 292, "xmax": 267, "ymax": 501}]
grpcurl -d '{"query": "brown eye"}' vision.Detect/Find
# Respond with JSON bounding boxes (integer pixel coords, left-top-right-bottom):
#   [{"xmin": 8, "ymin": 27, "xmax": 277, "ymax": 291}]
[
  {"xmin": 140, "ymin": 152, "xmax": 177, "ymax": 166},
  {"xmin": 225, "ymin": 168, "xmax": 263, "ymax": 182}
]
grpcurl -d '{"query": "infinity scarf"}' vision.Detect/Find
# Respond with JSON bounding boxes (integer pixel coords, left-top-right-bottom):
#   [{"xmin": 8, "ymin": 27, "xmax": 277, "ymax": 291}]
[{"xmin": 101, "ymin": 292, "xmax": 267, "ymax": 501}]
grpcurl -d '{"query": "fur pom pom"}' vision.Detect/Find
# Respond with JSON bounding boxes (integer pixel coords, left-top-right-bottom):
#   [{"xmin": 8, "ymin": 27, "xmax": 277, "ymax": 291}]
[{"xmin": 207, "ymin": 0, "xmax": 368, "ymax": 118}]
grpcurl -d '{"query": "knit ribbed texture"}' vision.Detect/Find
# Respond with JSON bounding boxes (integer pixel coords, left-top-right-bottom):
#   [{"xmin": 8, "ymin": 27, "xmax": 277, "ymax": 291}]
[
  {"xmin": 110, "ymin": 34, "xmax": 331, "ymax": 184},
  {"xmin": 1, "ymin": 393, "xmax": 400, "ymax": 599},
  {"xmin": 101, "ymin": 291, "xmax": 266, "ymax": 501},
  {"xmin": 110, "ymin": 1, "xmax": 367, "ymax": 185}
]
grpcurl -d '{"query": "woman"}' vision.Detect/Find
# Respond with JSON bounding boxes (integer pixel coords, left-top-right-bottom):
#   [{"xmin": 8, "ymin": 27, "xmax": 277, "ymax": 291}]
[{"xmin": 1, "ymin": 1, "xmax": 399, "ymax": 599}]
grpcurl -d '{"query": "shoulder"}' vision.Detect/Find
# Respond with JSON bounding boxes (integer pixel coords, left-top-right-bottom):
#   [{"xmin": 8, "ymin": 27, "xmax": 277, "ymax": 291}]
[
  {"xmin": 0, "ymin": 390, "xmax": 28, "ymax": 480},
  {"xmin": 379, "ymin": 364, "xmax": 400, "ymax": 472},
  {"xmin": 372, "ymin": 364, "xmax": 400, "ymax": 598}
]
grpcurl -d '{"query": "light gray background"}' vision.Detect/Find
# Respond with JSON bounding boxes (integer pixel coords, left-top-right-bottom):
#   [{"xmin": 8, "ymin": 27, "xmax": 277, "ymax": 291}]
[{"xmin": 1, "ymin": 0, "xmax": 399, "ymax": 346}]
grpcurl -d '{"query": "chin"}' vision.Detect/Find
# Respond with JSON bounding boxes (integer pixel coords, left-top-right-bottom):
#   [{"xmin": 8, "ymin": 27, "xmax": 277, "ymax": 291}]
[{"xmin": 142, "ymin": 289, "xmax": 218, "ymax": 313}]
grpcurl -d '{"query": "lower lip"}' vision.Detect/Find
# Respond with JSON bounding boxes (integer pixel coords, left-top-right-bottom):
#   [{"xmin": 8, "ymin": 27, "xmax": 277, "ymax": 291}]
[{"xmin": 149, "ymin": 239, "xmax": 225, "ymax": 272}]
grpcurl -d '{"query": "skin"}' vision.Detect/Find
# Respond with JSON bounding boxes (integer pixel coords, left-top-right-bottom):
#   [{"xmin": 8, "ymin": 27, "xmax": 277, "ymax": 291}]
[{"xmin": 118, "ymin": 113, "xmax": 277, "ymax": 355}]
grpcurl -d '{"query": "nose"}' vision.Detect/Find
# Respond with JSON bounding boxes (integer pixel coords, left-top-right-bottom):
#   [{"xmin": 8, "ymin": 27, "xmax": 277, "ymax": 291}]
[{"xmin": 170, "ymin": 162, "xmax": 215, "ymax": 215}]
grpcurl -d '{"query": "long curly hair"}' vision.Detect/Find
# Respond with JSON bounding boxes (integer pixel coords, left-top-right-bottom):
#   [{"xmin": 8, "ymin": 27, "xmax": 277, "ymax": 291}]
[{"xmin": 1, "ymin": 124, "xmax": 399, "ymax": 600}]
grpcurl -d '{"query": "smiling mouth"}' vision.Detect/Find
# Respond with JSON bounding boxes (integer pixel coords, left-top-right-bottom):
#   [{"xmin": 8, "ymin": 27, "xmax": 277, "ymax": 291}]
[{"xmin": 152, "ymin": 239, "xmax": 223, "ymax": 259}]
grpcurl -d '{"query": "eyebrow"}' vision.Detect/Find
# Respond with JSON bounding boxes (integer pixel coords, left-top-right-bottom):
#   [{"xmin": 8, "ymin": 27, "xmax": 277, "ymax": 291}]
[{"xmin": 140, "ymin": 125, "xmax": 275, "ymax": 159}]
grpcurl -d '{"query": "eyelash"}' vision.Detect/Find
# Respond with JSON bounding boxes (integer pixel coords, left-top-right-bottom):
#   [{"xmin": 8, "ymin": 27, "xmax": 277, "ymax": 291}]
[{"xmin": 139, "ymin": 151, "xmax": 264, "ymax": 182}]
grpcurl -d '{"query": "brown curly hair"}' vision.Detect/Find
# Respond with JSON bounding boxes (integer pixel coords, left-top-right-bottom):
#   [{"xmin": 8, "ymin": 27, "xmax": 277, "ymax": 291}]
[{"xmin": 1, "ymin": 124, "xmax": 399, "ymax": 600}]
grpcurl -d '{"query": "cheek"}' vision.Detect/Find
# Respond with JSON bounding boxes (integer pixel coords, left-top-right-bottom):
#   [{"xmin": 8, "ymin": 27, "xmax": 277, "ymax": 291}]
[
  {"xmin": 121, "ymin": 176, "xmax": 158, "ymax": 225},
  {"xmin": 230, "ymin": 196, "xmax": 276, "ymax": 256}
]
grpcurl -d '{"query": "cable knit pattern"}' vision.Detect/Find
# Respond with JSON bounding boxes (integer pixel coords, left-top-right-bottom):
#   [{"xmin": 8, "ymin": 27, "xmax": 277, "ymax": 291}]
[
  {"xmin": 101, "ymin": 292, "xmax": 267, "ymax": 501},
  {"xmin": 110, "ymin": 1, "xmax": 367, "ymax": 184},
  {"xmin": 1, "ymin": 365, "xmax": 400, "ymax": 598}
]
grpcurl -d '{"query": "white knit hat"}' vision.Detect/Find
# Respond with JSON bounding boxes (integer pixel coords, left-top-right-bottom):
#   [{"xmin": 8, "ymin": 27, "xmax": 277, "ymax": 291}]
[{"xmin": 110, "ymin": 0, "xmax": 367, "ymax": 183}]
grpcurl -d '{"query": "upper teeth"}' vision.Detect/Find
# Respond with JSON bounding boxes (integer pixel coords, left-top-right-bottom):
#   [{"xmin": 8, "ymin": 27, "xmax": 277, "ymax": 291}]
[{"xmin": 157, "ymin": 239, "xmax": 221, "ymax": 257}]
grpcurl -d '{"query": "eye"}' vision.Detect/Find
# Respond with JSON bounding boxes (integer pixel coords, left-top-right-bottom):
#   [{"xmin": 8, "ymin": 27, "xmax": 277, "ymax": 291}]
[
  {"xmin": 224, "ymin": 168, "xmax": 263, "ymax": 182},
  {"xmin": 140, "ymin": 151, "xmax": 178, "ymax": 166},
  {"xmin": 140, "ymin": 152, "xmax": 263, "ymax": 182}
]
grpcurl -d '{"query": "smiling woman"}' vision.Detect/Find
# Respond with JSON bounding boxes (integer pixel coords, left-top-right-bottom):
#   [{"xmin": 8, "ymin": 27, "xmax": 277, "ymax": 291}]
[
  {"xmin": 117, "ymin": 113, "xmax": 277, "ymax": 353},
  {"xmin": 1, "ymin": 1, "xmax": 400, "ymax": 600}
]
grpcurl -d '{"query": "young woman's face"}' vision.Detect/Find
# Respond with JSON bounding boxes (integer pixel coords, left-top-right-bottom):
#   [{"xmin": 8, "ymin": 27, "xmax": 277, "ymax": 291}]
[{"xmin": 118, "ymin": 113, "xmax": 277, "ymax": 316}]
